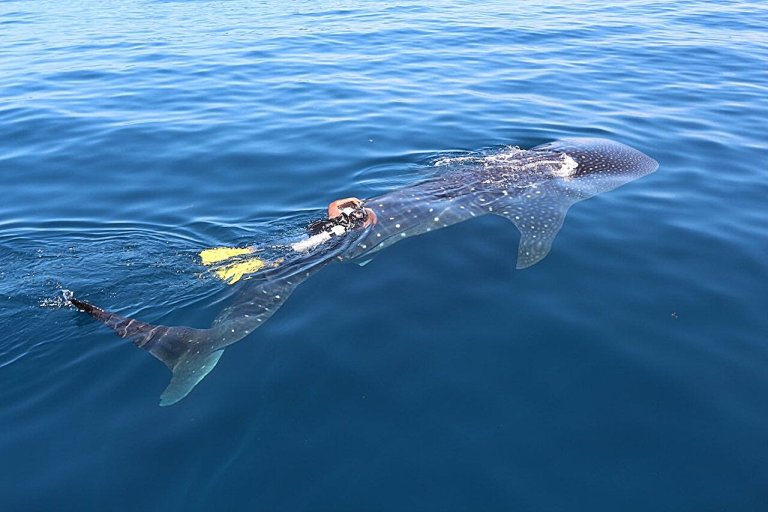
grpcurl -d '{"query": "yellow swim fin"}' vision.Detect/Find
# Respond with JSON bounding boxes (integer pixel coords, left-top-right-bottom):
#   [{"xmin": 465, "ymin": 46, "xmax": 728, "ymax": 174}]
[
  {"xmin": 200, "ymin": 247, "xmax": 253, "ymax": 266},
  {"xmin": 214, "ymin": 258, "xmax": 268, "ymax": 285},
  {"xmin": 200, "ymin": 246, "xmax": 282, "ymax": 284}
]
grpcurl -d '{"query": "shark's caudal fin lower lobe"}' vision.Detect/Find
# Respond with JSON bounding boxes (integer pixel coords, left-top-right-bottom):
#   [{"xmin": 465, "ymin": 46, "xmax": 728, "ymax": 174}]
[{"xmin": 70, "ymin": 298, "xmax": 223, "ymax": 406}]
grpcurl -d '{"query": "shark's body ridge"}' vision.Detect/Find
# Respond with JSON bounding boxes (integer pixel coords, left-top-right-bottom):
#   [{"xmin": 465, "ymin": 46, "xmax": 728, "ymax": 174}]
[{"xmin": 69, "ymin": 138, "xmax": 657, "ymax": 405}]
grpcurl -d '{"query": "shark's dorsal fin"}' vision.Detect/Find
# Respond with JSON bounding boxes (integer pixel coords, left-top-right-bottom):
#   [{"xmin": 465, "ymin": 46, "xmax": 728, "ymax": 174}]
[{"xmin": 493, "ymin": 184, "xmax": 577, "ymax": 269}]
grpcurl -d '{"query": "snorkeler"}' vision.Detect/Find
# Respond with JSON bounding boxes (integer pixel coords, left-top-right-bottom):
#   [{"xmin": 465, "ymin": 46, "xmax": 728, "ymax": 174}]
[
  {"xmin": 200, "ymin": 197, "xmax": 377, "ymax": 284},
  {"xmin": 297, "ymin": 197, "xmax": 377, "ymax": 252}
]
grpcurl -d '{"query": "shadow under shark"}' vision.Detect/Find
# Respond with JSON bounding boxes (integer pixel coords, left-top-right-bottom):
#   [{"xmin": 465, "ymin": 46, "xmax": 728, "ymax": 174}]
[{"xmin": 68, "ymin": 138, "xmax": 658, "ymax": 405}]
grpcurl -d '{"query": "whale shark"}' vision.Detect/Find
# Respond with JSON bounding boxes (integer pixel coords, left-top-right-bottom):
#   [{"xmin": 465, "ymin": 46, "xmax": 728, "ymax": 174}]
[{"xmin": 68, "ymin": 138, "xmax": 658, "ymax": 405}]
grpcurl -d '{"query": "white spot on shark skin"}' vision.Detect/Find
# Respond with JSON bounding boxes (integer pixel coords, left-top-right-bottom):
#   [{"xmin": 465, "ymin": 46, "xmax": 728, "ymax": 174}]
[
  {"xmin": 434, "ymin": 217, "xmax": 440, "ymax": 222},
  {"xmin": 395, "ymin": 224, "xmax": 401, "ymax": 228}
]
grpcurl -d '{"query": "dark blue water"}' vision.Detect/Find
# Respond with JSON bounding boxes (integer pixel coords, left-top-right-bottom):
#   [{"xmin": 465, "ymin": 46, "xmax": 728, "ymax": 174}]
[{"xmin": 2, "ymin": 1, "xmax": 767, "ymax": 510}]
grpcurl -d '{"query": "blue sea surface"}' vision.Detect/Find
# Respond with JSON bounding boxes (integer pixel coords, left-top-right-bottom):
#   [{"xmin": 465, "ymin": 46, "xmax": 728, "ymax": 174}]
[{"xmin": 1, "ymin": 1, "xmax": 767, "ymax": 510}]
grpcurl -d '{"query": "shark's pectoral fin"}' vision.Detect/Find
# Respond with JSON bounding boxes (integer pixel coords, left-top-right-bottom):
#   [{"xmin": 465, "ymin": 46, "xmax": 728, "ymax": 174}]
[
  {"xmin": 160, "ymin": 349, "xmax": 224, "ymax": 406},
  {"xmin": 510, "ymin": 211, "xmax": 567, "ymax": 269},
  {"xmin": 494, "ymin": 190, "xmax": 575, "ymax": 269}
]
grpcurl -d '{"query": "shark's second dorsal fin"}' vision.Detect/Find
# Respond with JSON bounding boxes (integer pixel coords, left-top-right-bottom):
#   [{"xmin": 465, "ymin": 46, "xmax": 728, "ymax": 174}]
[{"xmin": 493, "ymin": 184, "xmax": 576, "ymax": 269}]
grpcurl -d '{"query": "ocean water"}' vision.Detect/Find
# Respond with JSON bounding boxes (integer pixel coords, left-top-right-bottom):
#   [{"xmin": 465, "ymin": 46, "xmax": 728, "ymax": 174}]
[{"xmin": 1, "ymin": 0, "xmax": 767, "ymax": 510}]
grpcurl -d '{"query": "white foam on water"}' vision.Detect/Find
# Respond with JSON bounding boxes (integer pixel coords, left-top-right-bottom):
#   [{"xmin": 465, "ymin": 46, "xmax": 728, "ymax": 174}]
[{"xmin": 39, "ymin": 289, "xmax": 74, "ymax": 309}]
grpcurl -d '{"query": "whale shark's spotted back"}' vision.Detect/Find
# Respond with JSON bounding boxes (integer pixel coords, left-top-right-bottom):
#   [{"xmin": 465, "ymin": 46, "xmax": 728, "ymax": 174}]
[
  {"xmin": 533, "ymin": 137, "xmax": 658, "ymax": 180},
  {"xmin": 351, "ymin": 138, "xmax": 658, "ymax": 268}
]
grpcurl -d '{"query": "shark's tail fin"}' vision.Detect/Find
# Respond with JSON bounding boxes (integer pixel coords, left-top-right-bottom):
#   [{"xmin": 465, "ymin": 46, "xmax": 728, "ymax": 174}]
[{"xmin": 69, "ymin": 297, "xmax": 223, "ymax": 406}]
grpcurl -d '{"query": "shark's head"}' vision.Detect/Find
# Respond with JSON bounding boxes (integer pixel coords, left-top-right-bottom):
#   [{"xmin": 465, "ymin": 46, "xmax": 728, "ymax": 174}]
[{"xmin": 533, "ymin": 138, "xmax": 658, "ymax": 198}]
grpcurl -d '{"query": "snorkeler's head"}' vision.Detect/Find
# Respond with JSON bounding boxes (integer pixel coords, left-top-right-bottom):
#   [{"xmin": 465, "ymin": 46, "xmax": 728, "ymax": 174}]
[{"xmin": 327, "ymin": 197, "xmax": 377, "ymax": 227}]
